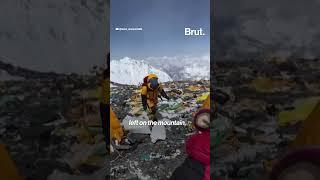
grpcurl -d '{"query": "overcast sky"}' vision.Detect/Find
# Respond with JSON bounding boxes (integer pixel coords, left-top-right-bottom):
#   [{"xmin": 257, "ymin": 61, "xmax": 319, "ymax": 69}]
[
  {"xmin": 110, "ymin": 0, "xmax": 210, "ymax": 59},
  {"xmin": 1, "ymin": 0, "xmax": 320, "ymax": 74}
]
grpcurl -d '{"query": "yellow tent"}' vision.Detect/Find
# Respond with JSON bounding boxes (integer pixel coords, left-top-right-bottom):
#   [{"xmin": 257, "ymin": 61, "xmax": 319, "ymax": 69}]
[
  {"xmin": 197, "ymin": 92, "xmax": 210, "ymax": 103},
  {"xmin": 110, "ymin": 107, "xmax": 124, "ymax": 143},
  {"xmin": 201, "ymin": 94, "xmax": 210, "ymax": 109},
  {"xmin": 278, "ymin": 97, "xmax": 320, "ymax": 126},
  {"xmin": 292, "ymin": 101, "xmax": 320, "ymax": 147},
  {"xmin": 0, "ymin": 144, "xmax": 23, "ymax": 180}
]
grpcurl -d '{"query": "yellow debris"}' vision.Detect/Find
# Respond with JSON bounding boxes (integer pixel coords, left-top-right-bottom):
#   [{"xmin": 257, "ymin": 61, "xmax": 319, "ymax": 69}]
[
  {"xmin": 0, "ymin": 144, "xmax": 24, "ymax": 180},
  {"xmin": 278, "ymin": 97, "xmax": 320, "ymax": 126},
  {"xmin": 81, "ymin": 88, "xmax": 100, "ymax": 100},
  {"xmin": 183, "ymin": 93, "xmax": 194, "ymax": 97},
  {"xmin": 110, "ymin": 107, "xmax": 124, "ymax": 142},
  {"xmin": 197, "ymin": 92, "xmax": 210, "ymax": 103},
  {"xmin": 186, "ymin": 85, "xmax": 202, "ymax": 92},
  {"xmin": 250, "ymin": 77, "xmax": 294, "ymax": 93},
  {"xmin": 201, "ymin": 94, "xmax": 210, "ymax": 109},
  {"xmin": 292, "ymin": 100, "xmax": 320, "ymax": 147}
]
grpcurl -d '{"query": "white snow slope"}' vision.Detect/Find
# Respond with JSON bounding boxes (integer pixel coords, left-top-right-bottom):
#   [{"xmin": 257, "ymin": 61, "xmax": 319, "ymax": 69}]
[
  {"xmin": 110, "ymin": 57, "xmax": 173, "ymax": 85},
  {"xmin": 144, "ymin": 55, "xmax": 210, "ymax": 81},
  {"xmin": 182, "ymin": 63, "xmax": 210, "ymax": 81}
]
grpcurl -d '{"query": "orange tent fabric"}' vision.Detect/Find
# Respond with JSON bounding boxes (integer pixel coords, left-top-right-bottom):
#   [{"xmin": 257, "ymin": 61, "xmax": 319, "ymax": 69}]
[{"xmin": 110, "ymin": 107, "xmax": 124, "ymax": 142}]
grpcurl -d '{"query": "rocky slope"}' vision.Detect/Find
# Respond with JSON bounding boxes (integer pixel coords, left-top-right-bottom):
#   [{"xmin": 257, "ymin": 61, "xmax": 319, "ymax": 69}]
[
  {"xmin": 0, "ymin": 60, "xmax": 107, "ymax": 180},
  {"xmin": 110, "ymin": 80, "xmax": 210, "ymax": 179},
  {"xmin": 1, "ymin": 57, "xmax": 319, "ymax": 180},
  {"xmin": 212, "ymin": 58, "xmax": 320, "ymax": 179}
]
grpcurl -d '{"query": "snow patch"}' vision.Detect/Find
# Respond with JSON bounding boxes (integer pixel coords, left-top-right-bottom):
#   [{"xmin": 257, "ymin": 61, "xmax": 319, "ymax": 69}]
[{"xmin": 111, "ymin": 57, "xmax": 172, "ymax": 85}]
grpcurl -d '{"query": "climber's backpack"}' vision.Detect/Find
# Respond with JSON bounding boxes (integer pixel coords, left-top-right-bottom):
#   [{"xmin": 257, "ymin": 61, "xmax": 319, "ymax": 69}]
[
  {"xmin": 142, "ymin": 76, "xmax": 160, "ymax": 92},
  {"xmin": 143, "ymin": 76, "xmax": 149, "ymax": 86}
]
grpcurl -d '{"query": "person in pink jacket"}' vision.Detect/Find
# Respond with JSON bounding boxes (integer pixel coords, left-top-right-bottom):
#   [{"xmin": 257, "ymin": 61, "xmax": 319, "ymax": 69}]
[{"xmin": 170, "ymin": 108, "xmax": 210, "ymax": 180}]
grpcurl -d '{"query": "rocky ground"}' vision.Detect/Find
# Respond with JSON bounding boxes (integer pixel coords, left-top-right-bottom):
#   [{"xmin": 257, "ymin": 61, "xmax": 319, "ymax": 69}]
[
  {"xmin": 110, "ymin": 80, "xmax": 210, "ymax": 180},
  {"xmin": 212, "ymin": 58, "xmax": 320, "ymax": 180},
  {"xmin": 1, "ymin": 58, "xmax": 320, "ymax": 180},
  {"xmin": 0, "ymin": 60, "xmax": 107, "ymax": 180},
  {"xmin": 0, "ymin": 59, "xmax": 211, "ymax": 180}
]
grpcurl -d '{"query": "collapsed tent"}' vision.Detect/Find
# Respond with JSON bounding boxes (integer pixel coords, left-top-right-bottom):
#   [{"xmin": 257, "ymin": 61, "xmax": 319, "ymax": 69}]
[
  {"xmin": 0, "ymin": 144, "xmax": 23, "ymax": 180},
  {"xmin": 110, "ymin": 106, "xmax": 124, "ymax": 143},
  {"xmin": 292, "ymin": 101, "xmax": 320, "ymax": 147}
]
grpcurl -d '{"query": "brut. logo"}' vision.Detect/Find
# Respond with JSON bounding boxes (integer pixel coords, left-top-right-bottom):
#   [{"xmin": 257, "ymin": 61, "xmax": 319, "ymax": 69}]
[{"xmin": 184, "ymin": 28, "xmax": 205, "ymax": 36}]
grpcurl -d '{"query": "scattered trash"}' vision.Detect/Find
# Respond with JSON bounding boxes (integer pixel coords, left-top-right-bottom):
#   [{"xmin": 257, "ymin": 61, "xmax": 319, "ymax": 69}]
[
  {"xmin": 122, "ymin": 115, "xmax": 151, "ymax": 134},
  {"xmin": 250, "ymin": 77, "xmax": 295, "ymax": 93},
  {"xmin": 47, "ymin": 169, "xmax": 106, "ymax": 180},
  {"xmin": 62, "ymin": 143, "xmax": 100, "ymax": 169},
  {"xmin": 196, "ymin": 92, "xmax": 210, "ymax": 103},
  {"xmin": 140, "ymin": 154, "xmax": 150, "ymax": 161},
  {"xmin": 110, "ymin": 79, "xmax": 209, "ymax": 179},
  {"xmin": 128, "ymin": 161, "xmax": 152, "ymax": 180},
  {"xmin": 150, "ymin": 123, "xmax": 166, "ymax": 143},
  {"xmin": 4, "ymin": 57, "xmax": 318, "ymax": 180},
  {"xmin": 186, "ymin": 85, "xmax": 203, "ymax": 92}
]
